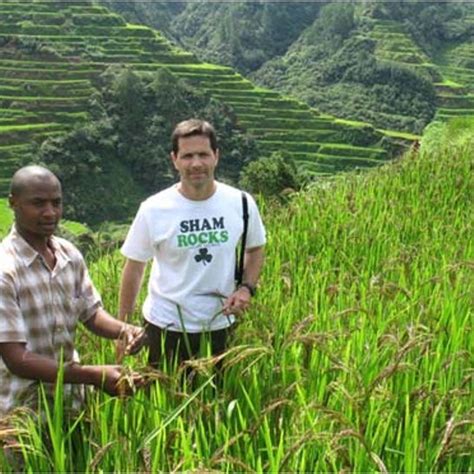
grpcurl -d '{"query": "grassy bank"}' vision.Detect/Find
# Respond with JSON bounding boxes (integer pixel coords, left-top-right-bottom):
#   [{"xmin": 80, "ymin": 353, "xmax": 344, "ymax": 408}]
[
  {"xmin": 0, "ymin": 197, "xmax": 12, "ymax": 235},
  {"xmin": 1, "ymin": 139, "xmax": 472, "ymax": 471}
]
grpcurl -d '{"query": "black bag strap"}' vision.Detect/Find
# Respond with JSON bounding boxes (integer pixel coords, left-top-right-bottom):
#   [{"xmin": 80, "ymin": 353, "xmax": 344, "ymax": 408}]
[{"xmin": 235, "ymin": 192, "xmax": 249, "ymax": 285}]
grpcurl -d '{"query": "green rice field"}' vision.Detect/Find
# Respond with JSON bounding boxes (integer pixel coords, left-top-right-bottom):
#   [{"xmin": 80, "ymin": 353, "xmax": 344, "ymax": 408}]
[{"xmin": 0, "ymin": 129, "xmax": 472, "ymax": 472}]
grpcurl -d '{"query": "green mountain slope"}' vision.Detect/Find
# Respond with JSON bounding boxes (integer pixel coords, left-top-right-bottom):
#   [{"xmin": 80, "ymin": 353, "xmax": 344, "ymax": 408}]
[
  {"xmin": 253, "ymin": 3, "xmax": 474, "ymax": 134},
  {"xmin": 115, "ymin": 1, "xmax": 473, "ymax": 134},
  {"xmin": 365, "ymin": 15, "xmax": 474, "ymax": 123},
  {"xmin": 99, "ymin": 1, "xmax": 323, "ymax": 75},
  {"xmin": 433, "ymin": 39, "xmax": 474, "ymax": 121},
  {"xmin": 0, "ymin": 0, "xmax": 400, "ymax": 202}
]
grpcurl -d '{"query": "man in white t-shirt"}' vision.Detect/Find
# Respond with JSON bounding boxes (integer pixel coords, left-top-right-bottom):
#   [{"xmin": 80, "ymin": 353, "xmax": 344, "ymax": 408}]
[{"xmin": 119, "ymin": 119, "xmax": 266, "ymax": 366}]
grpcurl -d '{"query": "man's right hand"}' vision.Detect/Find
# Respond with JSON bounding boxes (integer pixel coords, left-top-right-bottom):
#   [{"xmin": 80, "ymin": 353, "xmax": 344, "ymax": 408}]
[{"xmin": 89, "ymin": 365, "xmax": 145, "ymax": 397}]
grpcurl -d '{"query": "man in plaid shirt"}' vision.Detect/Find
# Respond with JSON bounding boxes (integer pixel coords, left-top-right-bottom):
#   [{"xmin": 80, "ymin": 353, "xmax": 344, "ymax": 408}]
[{"xmin": 0, "ymin": 166, "xmax": 144, "ymax": 415}]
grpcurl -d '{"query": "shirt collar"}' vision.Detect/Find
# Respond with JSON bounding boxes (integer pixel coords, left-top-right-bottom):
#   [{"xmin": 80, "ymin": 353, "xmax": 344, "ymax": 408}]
[{"xmin": 9, "ymin": 225, "xmax": 71, "ymax": 270}]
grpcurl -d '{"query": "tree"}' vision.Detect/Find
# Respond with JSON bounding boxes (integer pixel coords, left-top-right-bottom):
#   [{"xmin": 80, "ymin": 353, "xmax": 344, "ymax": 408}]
[
  {"xmin": 37, "ymin": 121, "xmax": 143, "ymax": 225},
  {"xmin": 239, "ymin": 152, "xmax": 301, "ymax": 199}
]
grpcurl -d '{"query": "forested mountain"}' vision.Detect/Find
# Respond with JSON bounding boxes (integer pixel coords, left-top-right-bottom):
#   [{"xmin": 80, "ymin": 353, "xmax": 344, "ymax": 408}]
[
  {"xmin": 98, "ymin": 0, "xmax": 184, "ymax": 40},
  {"xmin": 104, "ymin": 1, "xmax": 474, "ymax": 134},
  {"xmin": 99, "ymin": 1, "xmax": 323, "ymax": 75},
  {"xmin": 4, "ymin": 1, "xmax": 471, "ymax": 225},
  {"xmin": 254, "ymin": 2, "xmax": 474, "ymax": 133},
  {"xmin": 0, "ymin": 0, "xmax": 401, "ymax": 227}
]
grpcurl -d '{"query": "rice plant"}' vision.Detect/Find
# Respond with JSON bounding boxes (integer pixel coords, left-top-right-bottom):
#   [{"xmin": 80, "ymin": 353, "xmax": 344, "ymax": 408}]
[{"xmin": 1, "ymin": 138, "xmax": 472, "ymax": 472}]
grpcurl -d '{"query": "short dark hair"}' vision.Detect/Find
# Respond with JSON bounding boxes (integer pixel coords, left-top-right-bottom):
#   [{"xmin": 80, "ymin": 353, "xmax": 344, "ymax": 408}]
[{"xmin": 171, "ymin": 119, "xmax": 217, "ymax": 154}]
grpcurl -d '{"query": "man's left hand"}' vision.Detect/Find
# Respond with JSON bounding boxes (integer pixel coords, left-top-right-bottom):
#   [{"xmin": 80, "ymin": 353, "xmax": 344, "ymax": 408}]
[
  {"xmin": 223, "ymin": 286, "xmax": 252, "ymax": 316},
  {"xmin": 116, "ymin": 324, "xmax": 146, "ymax": 363}
]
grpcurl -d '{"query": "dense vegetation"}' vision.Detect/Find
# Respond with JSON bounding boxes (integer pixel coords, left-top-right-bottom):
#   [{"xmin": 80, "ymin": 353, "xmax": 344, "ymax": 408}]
[
  {"xmin": 255, "ymin": 1, "xmax": 442, "ymax": 133},
  {"xmin": 1, "ymin": 118, "xmax": 472, "ymax": 473},
  {"xmin": 253, "ymin": 2, "xmax": 474, "ymax": 132},
  {"xmin": 106, "ymin": 1, "xmax": 474, "ymax": 134},
  {"xmin": 98, "ymin": 0, "xmax": 183, "ymax": 40},
  {"xmin": 35, "ymin": 66, "xmax": 256, "ymax": 225},
  {"xmin": 0, "ymin": 0, "xmax": 398, "ymax": 214},
  {"xmin": 100, "ymin": 1, "xmax": 323, "ymax": 75},
  {"xmin": 366, "ymin": 1, "xmax": 473, "ymax": 55}
]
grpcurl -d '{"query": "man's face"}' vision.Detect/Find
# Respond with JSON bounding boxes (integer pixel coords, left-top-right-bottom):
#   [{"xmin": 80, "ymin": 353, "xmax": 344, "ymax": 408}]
[
  {"xmin": 171, "ymin": 135, "xmax": 219, "ymax": 190},
  {"xmin": 9, "ymin": 178, "xmax": 63, "ymax": 239}
]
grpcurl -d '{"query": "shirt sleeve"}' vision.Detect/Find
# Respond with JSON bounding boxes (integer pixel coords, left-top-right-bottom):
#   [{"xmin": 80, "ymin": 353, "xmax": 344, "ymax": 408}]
[
  {"xmin": 0, "ymin": 274, "xmax": 27, "ymax": 343},
  {"xmin": 121, "ymin": 203, "xmax": 154, "ymax": 262},
  {"xmin": 245, "ymin": 193, "xmax": 266, "ymax": 249}
]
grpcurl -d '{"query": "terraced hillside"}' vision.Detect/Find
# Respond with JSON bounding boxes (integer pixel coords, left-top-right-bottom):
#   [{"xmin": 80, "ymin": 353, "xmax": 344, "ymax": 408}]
[
  {"xmin": 0, "ymin": 1, "xmax": 397, "ymax": 197},
  {"xmin": 368, "ymin": 19, "xmax": 432, "ymax": 67},
  {"xmin": 434, "ymin": 26, "xmax": 474, "ymax": 121},
  {"xmin": 368, "ymin": 18, "xmax": 474, "ymax": 122}
]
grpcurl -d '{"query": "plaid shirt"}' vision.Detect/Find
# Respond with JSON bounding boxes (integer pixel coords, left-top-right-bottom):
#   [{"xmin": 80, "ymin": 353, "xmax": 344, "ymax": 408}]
[{"xmin": 0, "ymin": 226, "xmax": 101, "ymax": 415}]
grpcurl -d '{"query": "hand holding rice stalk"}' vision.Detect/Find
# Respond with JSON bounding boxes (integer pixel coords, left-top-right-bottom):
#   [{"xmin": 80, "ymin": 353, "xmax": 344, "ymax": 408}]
[
  {"xmin": 197, "ymin": 291, "xmax": 234, "ymax": 325},
  {"xmin": 113, "ymin": 324, "xmax": 148, "ymax": 397},
  {"xmin": 114, "ymin": 366, "xmax": 147, "ymax": 397},
  {"xmin": 115, "ymin": 323, "xmax": 147, "ymax": 364}
]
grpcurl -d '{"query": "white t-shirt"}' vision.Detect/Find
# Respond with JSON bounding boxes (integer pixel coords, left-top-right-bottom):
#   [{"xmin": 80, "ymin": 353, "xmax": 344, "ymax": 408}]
[{"xmin": 121, "ymin": 182, "xmax": 266, "ymax": 332}]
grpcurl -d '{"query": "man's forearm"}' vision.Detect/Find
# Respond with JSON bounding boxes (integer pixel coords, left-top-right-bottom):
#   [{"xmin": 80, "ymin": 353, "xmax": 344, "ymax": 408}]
[
  {"xmin": 243, "ymin": 246, "xmax": 265, "ymax": 286},
  {"xmin": 85, "ymin": 308, "xmax": 124, "ymax": 339},
  {"xmin": 0, "ymin": 343, "xmax": 142, "ymax": 397},
  {"xmin": 0, "ymin": 344, "xmax": 101, "ymax": 387},
  {"xmin": 85, "ymin": 309, "xmax": 145, "ymax": 358},
  {"xmin": 223, "ymin": 246, "xmax": 265, "ymax": 315},
  {"xmin": 119, "ymin": 259, "xmax": 146, "ymax": 321}
]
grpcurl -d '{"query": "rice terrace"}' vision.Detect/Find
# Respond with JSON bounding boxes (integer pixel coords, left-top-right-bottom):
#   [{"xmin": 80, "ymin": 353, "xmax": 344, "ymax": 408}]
[{"xmin": 0, "ymin": 1, "xmax": 473, "ymax": 472}]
